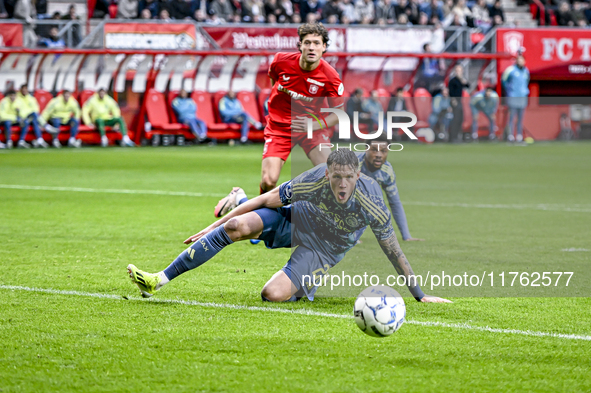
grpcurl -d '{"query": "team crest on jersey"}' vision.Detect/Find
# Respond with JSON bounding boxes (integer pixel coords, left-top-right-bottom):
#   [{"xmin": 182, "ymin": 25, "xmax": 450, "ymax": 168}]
[
  {"xmin": 345, "ymin": 215, "xmax": 359, "ymax": 227},
  {"xmin": 309, "ymin": 84, "xmax": 319, "ymax": 94}
]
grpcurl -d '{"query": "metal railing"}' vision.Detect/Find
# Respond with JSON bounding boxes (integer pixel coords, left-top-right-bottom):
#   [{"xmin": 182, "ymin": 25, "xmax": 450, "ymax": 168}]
[{"xmin": 0, "ymin": 19, "xmax": 84, "ymax": 48}]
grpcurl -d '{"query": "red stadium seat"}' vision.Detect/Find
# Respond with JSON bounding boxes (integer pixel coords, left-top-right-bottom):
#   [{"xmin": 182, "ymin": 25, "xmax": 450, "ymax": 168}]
[
  {"xmin": 79, "ymin": 90, "xmax": 95, "ymax": 106},
  {"xmin": 375, "ymin": 88, "xmax": 391, "ymax": 111},
  {"xmin": 143, "ymin": 89, "xmax": 190, "ymax": 139},
  {"xmin": 191, "ymin": 91, "xmax": 240, "ymax": 139},
  {"xmin": 413, "ymin": 88, "xmax": 432, "ymax": 128},
  {"xmin": 236, "ymin": 91, "xmax": 261, "ymax": 124},
  {"xmin": 34, "ymin": 90, "xmax": 53, "ymax": 112},
  {"xmin": 401, "ymin": 90, "xmax": 416, "ymax": 114}
]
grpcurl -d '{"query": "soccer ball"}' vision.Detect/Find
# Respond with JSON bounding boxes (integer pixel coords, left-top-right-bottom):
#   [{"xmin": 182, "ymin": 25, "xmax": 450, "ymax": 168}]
[{"xmin": 353, "ymin": 286, "xmax": 406, "ymax": 337}]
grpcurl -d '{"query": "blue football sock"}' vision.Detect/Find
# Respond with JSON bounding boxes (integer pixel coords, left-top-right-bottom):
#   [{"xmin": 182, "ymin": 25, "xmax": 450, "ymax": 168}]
[
  {"xmin": 163, "ymin": 225, "xmax": 233, "ymax": 281},
  {"xmin": 238, "ymin": 197, "xmax": 248, "ymax": 205}
]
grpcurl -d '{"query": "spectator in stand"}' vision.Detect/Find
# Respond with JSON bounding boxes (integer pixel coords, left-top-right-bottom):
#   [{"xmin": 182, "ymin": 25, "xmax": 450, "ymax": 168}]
[
  {"xmin": 265, "ymin": 0, "xmax": 286, "ymax": 22},
  {"xmin": 158, "ymin": 8, "xmax": 172, "ymax": 20},
  {"xmin": 322, "ymin": 0, "xmax": 342, "ymax": 22},
  {"xmin": 168, "ymin": 0, "xmax": 193, "ymax": 19},
  {"xmin": 299, "ymin": 0, "xmax": 320, "ymax": 20},
  {"xmin": 428, "ymin": 86, "xmax": 453, "ymax": 137},
  {"xmin": 62, "ymin": 4, "xmax": 82, "ymax": 45},
  {"xmin": 279, "ymin": 0, "xmax": 293, "ymax": 22},
  {"xmin": 218, "ymin": 90, "xmax": 263, "ymax": 144},
  {"xmin": 363, "ymin": 90, "xmax": 384, "ymax": 131},
  {"xmin": 291, "ymin": 12, "xmax": 302, "ymax": 23},
  {"xmin": 441, "ymin": 0, "xmax": 453, "ymax": 18},
  {"xmin": 210, "ymin": 0, "xmax": 234, "ymax": 21},
  {"xmin": 572, "ymin": 1, "xmax": 588, "ymax": 26},
  {"xmin": 421, "ymin": 0, "xmax": 443, "ymax": 22},
  {"xmin": 443, "ymin": 0, "xmax": 472, "ymax": 27},
  {"xmin": 41, "ymin": 90, "xmax": 81, "ymax": 148},
  {"xmin": 38, "ymin": 27, "xmax": 66, "ymax": 48},
  {"xmin": 417, "ymin": 11, "xmax": 429, "ymax": 24},
  {"xmin": 470, "ymin": 86, "xmax": 499, "ymax": 141},
  {"xmin": 417, "ymin": 43, "xmax": 445, "ymax": 94},
  {"xmin": 397, "ymin": 13, "xmax": 410, "ymax": 24},
  {"xmin": 171, "ymin": 89, "xmax": 209, "ymax": 143},
  {"xmin": 489, "ymin": 0, "xmax": 505, "ymax": 26},
  {"xmin": 471, "ymin": 0, "xmax": 492, "ymax": 32},
  {"xmin": 447, "ymin": 64, "xmax": 469, "ymax": 142},
  {"xmin": 340, "ymin": 0, "xmax": 357, "ymax": 23},
  {"xmin": 139, "ymin": 0, "xmax": 159, "ymax": 18},
  {"xmin": 376, "ymin": 0, "xmax": 396, "ymax": 24},
  {"xmin": 92, "ymin": 0, "xmax": 110, "ymax": 18},
  {"xmin": 13, "ymin": 0, "xmax": 38, "ymax": 48},
  {"xmin": 140, "ymin": 8, "xmax": 152, "ymax": 18},
  {"xmin": 502, "ymin": 54, "xmax": 529, "ymax": 142},
  {"xmin": 355, "ymin": 0, "xmax": 375, "ymax": 23},
  {"xmin": 0, "ymin": 0, "xmax": 8, "ymax": 18},
  {"xmin": 405, "ymin": 0, "xmax": 421, "ymax": 24},
  {"xmin": 556, "ymin": 1, "xmax": 575, "ymax": 26},
  {"xmin": 346, "ymin": 88, "xmax": 373, "ymax": 135},
  {"xmin": 242, "ymin": 0, "xmax": 265, "ymax": 22},
  {"xmin": 388, "ymin": 88, "xmax": 407, "ymax": 113},
  {"xmin": 0, "ymin": 89, "xmax": 18, "ymax": 149},
  {"xmin": 14, "ymin": 84, "xmax": 48, "ymax": 148},
  {"xmin": 82, "ymin": 88, "xmax": 135, "ymax": 147},
  {"xmin": 117, "ymin": 0, "xmax": 138, "ymax": 18}
]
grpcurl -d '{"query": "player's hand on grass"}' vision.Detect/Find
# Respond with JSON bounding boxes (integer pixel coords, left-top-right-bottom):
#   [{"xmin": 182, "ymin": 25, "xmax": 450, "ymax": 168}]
[
  {"xmin": 404, "ymin": 237, "xmax": 425, "ymax": 242},
  {"xmin": 420, "ymin": 295, "xmax": 452, "ymax": 303}
]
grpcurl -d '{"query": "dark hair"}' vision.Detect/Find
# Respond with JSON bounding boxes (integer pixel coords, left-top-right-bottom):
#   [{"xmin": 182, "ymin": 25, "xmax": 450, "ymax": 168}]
[
  {"xmin": 298, "ymin": 22, "xmax": 329, "ymax": 47},
  {"xmin": 6, "ymin": 89, "xmax": 16, "ymax": 95},
  {"xmin": 327, "ymin": 149, "xmax": 359, "ymax": 171},
  {"xmin": 62, "ymin": 89, "xmax": 71, "ymax": 94},
  {"xmin": 98, "ymin": 88, "xmax": 106, "ymax": 93},
  {"xmin": 20, "ymin": 84, "xmax": 27, "ymax": 89},
  {"xmin": 396, "ymin": 87, "xmax": 404, "ymax": 94},
  {"xmin": 423, "ymin": 43, "xmax": 430, "ymax": 51}
]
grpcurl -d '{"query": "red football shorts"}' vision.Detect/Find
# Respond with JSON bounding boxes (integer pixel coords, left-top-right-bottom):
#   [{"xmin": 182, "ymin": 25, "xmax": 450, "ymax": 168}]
[{"xmin": 262, "ymin": 124, "xmax": 332, "ymax": 161}]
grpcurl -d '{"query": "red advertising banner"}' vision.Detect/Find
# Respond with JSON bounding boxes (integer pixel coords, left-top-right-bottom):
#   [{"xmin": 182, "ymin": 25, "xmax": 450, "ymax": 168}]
[
  {"xmin": 203, "ymin": 26, "xmax": 301, "ymax": 50},
  {"xmin": 497, "ymin": 27, "xmax": 591, "ymax": 79},
  {"xmin": 0, "ymin": 23, "xmax": 23, "ymax": 47},
  {"xmin": 104, "ymin": 23, "xmax": 197, "ymax": 49}
]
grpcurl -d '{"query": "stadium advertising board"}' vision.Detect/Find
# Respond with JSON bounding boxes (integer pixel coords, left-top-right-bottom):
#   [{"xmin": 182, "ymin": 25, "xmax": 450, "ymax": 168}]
[
  {"xmin": 0, "ymin": 23, "xmax": 23, "ymax": 47},
  {"xmin": 497, "ymin": 27, "xmax": 591, "ymax": 79},
  {"xmin": 104, "ymin": 23, "xmax": 198, "ymax": 49}
]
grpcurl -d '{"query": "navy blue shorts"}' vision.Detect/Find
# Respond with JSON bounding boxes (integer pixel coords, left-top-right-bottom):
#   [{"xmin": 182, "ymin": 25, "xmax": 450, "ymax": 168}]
[
  {"xmin": 253, "ymin": 206, "xmax": 292, "ymax": 249},
  {"xmin": 254, "ymin": 206, "xmax": 336, "ymax": 301}
]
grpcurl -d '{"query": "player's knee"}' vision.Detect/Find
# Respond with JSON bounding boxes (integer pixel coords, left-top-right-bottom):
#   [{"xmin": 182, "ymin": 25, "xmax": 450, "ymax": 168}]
[
  {"xmin": 260, "ymin": 174, "xmax": 277, "ymax": 191},
  {"xmin": 225, "ymin": 217, "xmax": 240, "ymax": 232},
  {"xmin": 260, "ymin": 285, "xmax": 291, "ymax": 302}
]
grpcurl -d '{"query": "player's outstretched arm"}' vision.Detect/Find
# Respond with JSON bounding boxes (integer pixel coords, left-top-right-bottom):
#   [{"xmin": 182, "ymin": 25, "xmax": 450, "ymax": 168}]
[
  {"xmin": 184, "ymin": 187, "xmax": 283, "ymax": 244},
  {"xmin": 377, "ymin": 233, "xmax": 452, "ymax": 303}
]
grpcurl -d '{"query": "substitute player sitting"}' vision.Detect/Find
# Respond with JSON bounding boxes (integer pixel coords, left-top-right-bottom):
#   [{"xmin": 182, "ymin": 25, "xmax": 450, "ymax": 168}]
[
  {"xmin": 259, "ymin": 22, "xmax": 345, "ymax": 194},
  {"xmin": 127, "ymin": 149, "xmax": 449, "ymax": 303},
  {"xmin": 358, "ymin": 138, "xmax": 423, "ymax": 242}
]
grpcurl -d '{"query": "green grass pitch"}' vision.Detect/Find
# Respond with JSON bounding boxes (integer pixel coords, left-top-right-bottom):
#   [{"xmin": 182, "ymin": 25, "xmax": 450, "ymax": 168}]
[{"xmin": 1, "ymin": 142, "xmax": 590, "ymax": 392}]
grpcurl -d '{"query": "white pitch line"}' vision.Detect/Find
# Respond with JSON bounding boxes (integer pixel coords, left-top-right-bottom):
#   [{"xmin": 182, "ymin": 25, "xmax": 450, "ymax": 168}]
[
  {"xmin": 1, "ymin": 284, "xmax": 590, "ymax": 342},
  {"xmin": 1, "ymin": 184, "xmax": 590, "ymax": 213},
  {"xmin": 0, "ymin": 184, "xmax": 226, "ymax": 198},
  {"xmin": 562, "ymin": 248, "xmax": 590, "ymax": 252}
]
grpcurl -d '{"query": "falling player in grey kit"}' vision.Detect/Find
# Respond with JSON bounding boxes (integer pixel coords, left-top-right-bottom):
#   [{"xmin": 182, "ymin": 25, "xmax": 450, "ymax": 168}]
[
  {"xmin": 127, "ymin": 149, "xmax": 449, "ymax": 304},
  {"xmin": 357, "ymin": 137, "xmax": 424, "ymax": 241}
]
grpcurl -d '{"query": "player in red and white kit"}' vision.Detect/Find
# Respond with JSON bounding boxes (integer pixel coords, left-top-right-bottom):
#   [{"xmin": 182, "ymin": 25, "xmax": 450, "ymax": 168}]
[
  {"xmin": 261, "ymin": 22, "xmax": 345, "ymax": 193},
  {"xmin": 214, "ymin": 23, "xmax": 345, "ymax": 219}
]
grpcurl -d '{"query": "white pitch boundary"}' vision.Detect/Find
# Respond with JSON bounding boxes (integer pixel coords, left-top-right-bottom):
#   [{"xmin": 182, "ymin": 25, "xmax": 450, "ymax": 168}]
[
  {"xmin": 1, "ymin": 184, "xmax": 590, "ymax": 213},
  {"xmin": 1, "ymin": 284, "xmax": 590, "ymax": 341},
  {"xmin": 0, "ymin": 184, "xmax": 227, "ymax": 198}
]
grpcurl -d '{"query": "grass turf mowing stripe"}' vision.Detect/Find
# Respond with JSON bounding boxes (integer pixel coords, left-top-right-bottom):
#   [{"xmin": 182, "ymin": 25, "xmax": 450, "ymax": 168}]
[
  {"xmin": 1, "ymin": 184, "xmax": 590, "ymax": 213},
  {"xmin": 2, "ymin": 284, "xmax": 590, "ymax": 342}
]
